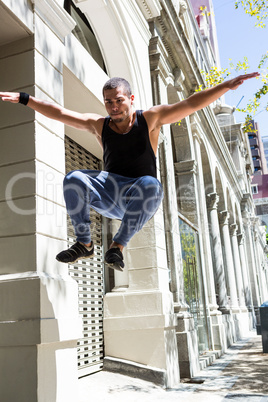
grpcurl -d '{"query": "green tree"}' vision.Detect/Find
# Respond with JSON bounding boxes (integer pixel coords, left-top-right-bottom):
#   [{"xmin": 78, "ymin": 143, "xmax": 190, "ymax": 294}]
[
  {"xmin": 196, "ymin": 57, "xmax": 268, "ymax": 133},
  {"xmin": 194, "ymin": 3, "xmax": 268, "ymax": 133},
  {"xmin": 235, "ymin": 0, "xmax": 268, "ymax": 27}
]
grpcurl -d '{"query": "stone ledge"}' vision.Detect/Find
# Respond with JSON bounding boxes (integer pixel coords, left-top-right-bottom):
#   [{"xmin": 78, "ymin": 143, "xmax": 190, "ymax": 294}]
[
  {"xmin": 103, "ymin": 356, "xmax": 168, "ymax": 388},
  {"xmin": 199, "ymin": 349, "xmax": 223, "ymax": 371}
]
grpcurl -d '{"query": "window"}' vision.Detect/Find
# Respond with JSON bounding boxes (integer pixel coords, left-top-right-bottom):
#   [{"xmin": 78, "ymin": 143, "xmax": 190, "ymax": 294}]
[
  {"xmin": 65, "ymin": 136, "xmax": 104, "ymax": 377},
  {"xmin": 64, "ymin": 0, "xmax": 107, "ymax": 72},
  {"xmin": 179, "ymin": 217, "xmax": 210, "ymax": 354},
  {"xmin": 251, "ymin": 184, "xmax": 258, "ymax": 194}
]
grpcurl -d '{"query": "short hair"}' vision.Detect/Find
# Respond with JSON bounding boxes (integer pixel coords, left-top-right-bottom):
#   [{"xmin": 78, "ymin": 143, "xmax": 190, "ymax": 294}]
[{"xmin": 102, "ymin": 77, "xmax": 132, "ymax": 97}]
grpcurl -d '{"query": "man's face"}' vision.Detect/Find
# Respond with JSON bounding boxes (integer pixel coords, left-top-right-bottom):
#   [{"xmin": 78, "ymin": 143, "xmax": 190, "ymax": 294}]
[{"xmin": 103, "ymin": 86, "xmax": 134, "ymax": 123}]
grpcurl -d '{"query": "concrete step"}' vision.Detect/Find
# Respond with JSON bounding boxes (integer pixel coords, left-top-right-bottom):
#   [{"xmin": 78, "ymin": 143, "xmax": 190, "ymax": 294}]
[{"xmin": 199, "ymin": 349, "xmax": 222, "ymax": 370}]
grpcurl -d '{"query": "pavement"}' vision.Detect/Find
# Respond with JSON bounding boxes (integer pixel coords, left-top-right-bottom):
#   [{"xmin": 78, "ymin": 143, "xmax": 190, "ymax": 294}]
[{"xmin": 79, "ymin": 332, "xmax": 268, "ymax": 402}]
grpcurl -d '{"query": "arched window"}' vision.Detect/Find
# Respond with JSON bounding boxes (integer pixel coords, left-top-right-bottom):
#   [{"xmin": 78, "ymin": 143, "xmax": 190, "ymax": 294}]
[{"xmin": 64, "ymin": 0, "xmax": 107, "ymax": 72}]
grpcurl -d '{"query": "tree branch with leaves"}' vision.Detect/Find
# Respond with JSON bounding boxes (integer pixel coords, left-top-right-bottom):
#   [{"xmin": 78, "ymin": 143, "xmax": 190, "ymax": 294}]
[{"xmin": 235, "ymin": 0, "xmax": 268, "ymax": 28}]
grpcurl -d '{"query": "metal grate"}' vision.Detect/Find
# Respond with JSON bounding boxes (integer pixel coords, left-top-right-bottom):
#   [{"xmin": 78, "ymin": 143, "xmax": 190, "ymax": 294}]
[{"xmin": 65, "ymin": 136, "xmax": 104, "ymax": 377}]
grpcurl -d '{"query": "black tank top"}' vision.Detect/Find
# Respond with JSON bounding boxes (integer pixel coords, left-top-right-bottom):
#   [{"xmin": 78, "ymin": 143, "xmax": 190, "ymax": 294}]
[{"xmin": 102, "ymin": 110, "xmax": 157, "ymax": 178}]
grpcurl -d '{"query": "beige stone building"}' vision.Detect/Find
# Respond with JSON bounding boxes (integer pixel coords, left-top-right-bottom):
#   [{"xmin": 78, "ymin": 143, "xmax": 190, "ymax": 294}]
[{"xmin": 0, "ymin": 0, "xmax": 267, "ymax": 401}]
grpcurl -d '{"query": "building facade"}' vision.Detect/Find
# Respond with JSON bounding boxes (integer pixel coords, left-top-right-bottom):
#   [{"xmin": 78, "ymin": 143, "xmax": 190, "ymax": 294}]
[
  {"xmin": 251, "ymin": 129, "xmax": 268, "ymax": 231},
  {"xmin": 261, "ymin": 135, "xmax": 268, "ymax": 169},
  {"xmin": 248, "ymin": 120, "xmax": 267, "ymax": 175},
  {"xmin": 252, "ymin": 174, "xmax": 268, "ymax": 229},
  {"xmin": 0, "ymin": 0, "xmax": 267, "ymax": 401}
]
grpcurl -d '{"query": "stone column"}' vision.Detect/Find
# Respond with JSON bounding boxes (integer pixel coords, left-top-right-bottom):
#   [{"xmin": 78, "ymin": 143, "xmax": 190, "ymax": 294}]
[
  {"xmin": 206, "ymin": 193, "xmax": 228, "ymax": 312},
  {"xmin": 192, "ymin": 130, "xmax": 217, "ymax": 311},
  {"xmin": 229, "ymin": 224, "xmax": 246, "ymax": 309},
  {"xmin": 174, "ymin": 158, "xmax": 198, "ymax": 308},
  {"xmin": 230, "ymin": 223, "xmax": 250, "ymax": 335},
  {"xmin": 174, "ymin": 158, "xmax": 202, "ymax": 376},
  {"xmin": 192, "ymin": 123, "xmax": 225, "ymax": 352},
  {"xmin": 104, "ymin": 200, "xmax": 180, "ymax": 388},
  {"xmin": 242, "ymin": 212, "xmax": 260, "ymax": 309},
  {"xmin": 219, "ymin": 211, "xmax": 239, "ymax": 311},
  {"xmin": 252, "ymin": 219, "xmax": 266, "ymax": 302},
  {"xmin": 237, "ymin": 232, "xmax": 254, "ymax": 309}
]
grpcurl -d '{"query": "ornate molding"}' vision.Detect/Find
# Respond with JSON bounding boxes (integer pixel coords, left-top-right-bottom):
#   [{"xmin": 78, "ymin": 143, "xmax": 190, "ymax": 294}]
[
  {"xmin": 237, "ymin": 232, "xmax": 245, "ymax": 246},
  {"xmin": 219, "ymin": 210, "xmax": 229, "ymax": 226},
  {"xmin": 149, "ymin": 35, "xmax": 171, "ymax": 80},
  {"xmin": 174, "ymin": 160, "xmax": 197, "ymax": 176},
  {"xmin": 31, "ymin": 0, "xmax": 76, "ymax": 40},
  {"xmin": 136, "ymin": 0, "xmax": 161, "ymax": 19},
  {"xmin": 190, "ymin": 114, "xmax": 203, "ymax": 143},
  {"xmin": 251, "ymin": 217, "xmax": 260, "ymax": 228},
  {"xmin": 206, "ymin": 192, "xmax": 219, "ymax": 210},
  {"xmin": 178, "ymin": 0, "xmax": 188, "ymax": 16},
  {"xmin": 229, "ymin": 223, "xmax": 238, "ymax": 237},
  {"xmin": 173, "ymin": 68, "xmax": 185, "ymax": 92}
]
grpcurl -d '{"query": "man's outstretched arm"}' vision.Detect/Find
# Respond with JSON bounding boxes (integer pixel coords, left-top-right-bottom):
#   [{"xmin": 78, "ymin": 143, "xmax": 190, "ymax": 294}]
[
  {"xmin": 146, "ymin": 72, "xmax": 260, "ymax": 129},
  {"xmin": 0, "ymin": 92, "xmax": 104, "ymax": 135}
]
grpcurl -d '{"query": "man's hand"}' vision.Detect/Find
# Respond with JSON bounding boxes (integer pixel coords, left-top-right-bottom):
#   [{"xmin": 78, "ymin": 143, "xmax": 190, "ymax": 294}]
[
  {"xmin": 226, "ymin": 72, "xmax": 260, "ymax": 90},
  {"xmin": 0, "ymin": 92, "xmax": 20, "ymax": 103},
  {"xmin": 146, "ymin": 71, "xmax": 261, "ymax": 129}
]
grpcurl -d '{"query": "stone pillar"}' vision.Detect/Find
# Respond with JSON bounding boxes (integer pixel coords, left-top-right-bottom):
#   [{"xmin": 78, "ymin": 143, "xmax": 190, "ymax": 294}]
[
  {"xmin": 174, "ymin": 159, "xmax": 201, "ymax": 377},
  {"xmin": 192, "ymin": 122, "xmax": 223, "ymax": 352},
  {"xmin": 192, "ymin": 130, "xmax": 217, "ymax": 311},
  {"xmin": 174, "ymin": 159, "xmax": 198, "ymax": 308},
  {"xmin": 206, "ymin": 193, "xmax": 228, "ymax": 312},
  {"xmin": 174, "ymin": 159, "xmax": 198, "ymax": 225},
  {"xmin": 159, "ymin": 133, "xmax": 184, "ymax": 308},
  {"xmin": 230, "ymin": 223, "xmax": 250, "ymax": 335},
  {"xmin": 229, "ymin": 224, "xmax": 246, "ymax": 309},
  {"xmin": 219, "ymin": 211, "xmax": 239, "ymax": 311},
  {"xmin": 103, "ymin": 210, "xmax": 180, "ymax": 387},
  {"xmin": 252, "ymin": 219, "xmax": 266, "ymax": 302},
  {"xmin": 237, "ymin": 232, "xmax": 254, "ymax": 309},
  {"xmin": 242, "ymin": 212, "xmax": 261, "ymax": 309},
  {"xmin": 0, "ymin": 2, "xmax": 81, "ymax": 402}
]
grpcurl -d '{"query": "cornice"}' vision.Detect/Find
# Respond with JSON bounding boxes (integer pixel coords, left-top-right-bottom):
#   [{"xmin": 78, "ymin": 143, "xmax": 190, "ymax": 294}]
[
  {"xmin": 31, "ymin": 0, "xmax": 76, "ymax": 40},
  {"xmin": 136, "ymin": 0, "xmax": 162, "ymax": 19},
  {"xmin": 149, "ymin": 35, "xmax": 172, "ymax": 81},
  {"xmin": 174, "ymin": 159, "xmax": 197, "ymax": 176}
]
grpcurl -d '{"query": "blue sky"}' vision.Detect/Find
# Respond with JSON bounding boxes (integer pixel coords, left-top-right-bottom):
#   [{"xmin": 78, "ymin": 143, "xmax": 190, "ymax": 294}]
[{"xmin": 212, "ymin": 0, "xmax": 268, "ymax": 136}]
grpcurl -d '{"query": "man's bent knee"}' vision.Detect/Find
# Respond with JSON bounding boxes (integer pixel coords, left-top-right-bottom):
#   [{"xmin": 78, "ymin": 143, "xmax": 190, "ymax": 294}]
[{"xmin": 64, "ymin": 170, "xmax": 85, "ymax": 187}]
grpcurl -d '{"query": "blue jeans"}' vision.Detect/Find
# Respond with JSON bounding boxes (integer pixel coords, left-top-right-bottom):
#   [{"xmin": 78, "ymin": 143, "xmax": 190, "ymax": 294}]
[{"xmin": 63, "ymin": 170, "xmax": 164, "ymax": 246}]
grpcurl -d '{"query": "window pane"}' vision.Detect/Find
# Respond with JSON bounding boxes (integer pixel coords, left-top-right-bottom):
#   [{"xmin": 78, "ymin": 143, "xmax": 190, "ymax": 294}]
[
  {"xmin": 179, "ymin": 217, "xmax": 210, "ymax": 354},
  {"xmin": 64, "ymin": 0, "xmax": 107, "ymax": 72}
]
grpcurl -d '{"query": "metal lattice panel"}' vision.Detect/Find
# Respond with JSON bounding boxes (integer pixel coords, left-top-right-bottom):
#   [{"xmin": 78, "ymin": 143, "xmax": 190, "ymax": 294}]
[{"xmin": 65, "ymin": 136, "xmax": 104, "ymax": 377}]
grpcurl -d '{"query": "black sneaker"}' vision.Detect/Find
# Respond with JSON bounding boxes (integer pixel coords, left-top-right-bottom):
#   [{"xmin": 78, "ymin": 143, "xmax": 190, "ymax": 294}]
[
  {"xmin": 56, "ymin": 241, "xmax": 94, "ymax": 263},
  {"xmin": 104, "ymin": 247, "xmax": 124, "ymax": 271}
]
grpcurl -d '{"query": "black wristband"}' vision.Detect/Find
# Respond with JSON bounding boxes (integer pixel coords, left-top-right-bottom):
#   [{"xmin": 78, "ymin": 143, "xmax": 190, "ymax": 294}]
[{"xmin": 19, "ymin": 92, "xmax": 30, "ymax": 106}]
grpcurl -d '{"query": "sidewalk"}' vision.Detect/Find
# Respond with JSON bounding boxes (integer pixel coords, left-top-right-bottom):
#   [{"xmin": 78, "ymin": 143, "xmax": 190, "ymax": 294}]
[{"xmin": 79, "ymin": 333, "xmax": 268, "ymax": 402}]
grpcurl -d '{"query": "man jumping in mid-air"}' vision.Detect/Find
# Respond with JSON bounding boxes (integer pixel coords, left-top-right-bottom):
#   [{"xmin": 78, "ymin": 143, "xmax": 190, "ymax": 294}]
[{"xmin": 0, "ymin": 72, "xmax": 259, "ymax": 270}]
